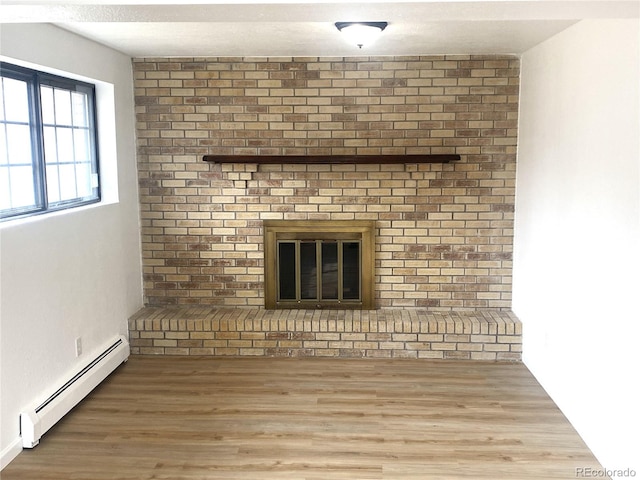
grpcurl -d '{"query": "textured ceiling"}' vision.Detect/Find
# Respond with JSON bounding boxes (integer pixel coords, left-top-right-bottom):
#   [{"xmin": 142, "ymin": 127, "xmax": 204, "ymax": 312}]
[{"xmin": 1, "ymin": 1, "xmax": 638, "ymax": 57}]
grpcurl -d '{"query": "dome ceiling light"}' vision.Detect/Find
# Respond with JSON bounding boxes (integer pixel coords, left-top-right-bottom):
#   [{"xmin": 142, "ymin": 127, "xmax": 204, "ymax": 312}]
[{"xmin": 335, "ymin": 21, "xmax": 388, "ymax": 49}]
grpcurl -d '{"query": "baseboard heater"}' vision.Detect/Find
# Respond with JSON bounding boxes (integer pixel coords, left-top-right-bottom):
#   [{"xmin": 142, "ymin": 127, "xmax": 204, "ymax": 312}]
[{"xmin": 20, "ymin": 335, "xmax": 130, "ymax": 448}]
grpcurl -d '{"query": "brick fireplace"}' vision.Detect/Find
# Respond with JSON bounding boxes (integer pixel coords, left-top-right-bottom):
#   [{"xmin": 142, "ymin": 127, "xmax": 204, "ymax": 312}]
[
  {"xmin": 135, "ymin": 55, "xmax": 518, "ymax": 310},
  {"xmin": 131, "ymin": 55, "xmax": 520, "ymax": 359}
]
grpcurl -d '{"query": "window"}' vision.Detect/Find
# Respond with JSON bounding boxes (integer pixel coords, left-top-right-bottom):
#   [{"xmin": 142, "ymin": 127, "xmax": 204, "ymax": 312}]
[
  {"xmin": 264, "ymin": 220, "xmax": 376, "ymax": 309},
  {"xmin": 0, "ymin": 62, "xmax": 99, "ymax": 220}
]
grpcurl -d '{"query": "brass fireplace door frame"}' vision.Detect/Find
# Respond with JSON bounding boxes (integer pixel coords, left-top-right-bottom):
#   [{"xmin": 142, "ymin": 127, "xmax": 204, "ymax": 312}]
[{"xmin": 264, "ymin": 220, "xmax": 376, "ymax": 310}]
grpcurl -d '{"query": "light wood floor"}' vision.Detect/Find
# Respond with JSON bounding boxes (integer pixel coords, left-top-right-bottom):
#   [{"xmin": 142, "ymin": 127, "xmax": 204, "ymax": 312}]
[{"xmin": 4, "ymin": 357, "xmax": 602, "ymax": 479}]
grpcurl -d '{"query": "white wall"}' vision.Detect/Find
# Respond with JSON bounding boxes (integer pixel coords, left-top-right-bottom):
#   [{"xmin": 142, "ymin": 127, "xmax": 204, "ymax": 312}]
[
  {"xmin": 514, "ymin": 19, "xmax": 640, "ymax": 472},
  {"xmin": 0, "ymin": 24, "xmax": 142, "ymax": 467}
]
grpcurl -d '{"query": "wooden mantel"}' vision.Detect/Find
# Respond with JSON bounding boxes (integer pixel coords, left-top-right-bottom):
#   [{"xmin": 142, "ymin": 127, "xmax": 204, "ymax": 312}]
[{"xmin": 202, "ymin": 154, "xmax": 460, "ymax": 165}]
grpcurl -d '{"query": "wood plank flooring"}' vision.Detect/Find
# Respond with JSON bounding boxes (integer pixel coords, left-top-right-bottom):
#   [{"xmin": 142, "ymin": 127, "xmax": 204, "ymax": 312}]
[{"xmin": 3, "ymin": 357, "xmax": 603, "ymax": 479}]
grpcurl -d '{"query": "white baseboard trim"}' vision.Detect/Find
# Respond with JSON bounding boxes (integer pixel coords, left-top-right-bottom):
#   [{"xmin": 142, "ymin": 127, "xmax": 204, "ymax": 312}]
[{"xmin": 1, "ymin": 437, "xmax": 22, "ymax": 470}]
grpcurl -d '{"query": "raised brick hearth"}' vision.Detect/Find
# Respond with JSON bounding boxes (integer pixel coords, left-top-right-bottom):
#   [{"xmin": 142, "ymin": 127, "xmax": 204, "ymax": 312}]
[{"xmin": 128, "ymin": 307, "xmax": 521, "ymax": 360}]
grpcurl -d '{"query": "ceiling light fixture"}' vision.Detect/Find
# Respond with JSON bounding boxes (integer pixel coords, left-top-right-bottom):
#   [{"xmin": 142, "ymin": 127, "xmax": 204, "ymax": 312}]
[{"xmin": 335, "ymin": 22, "xmax": 388, "ymax": 49}]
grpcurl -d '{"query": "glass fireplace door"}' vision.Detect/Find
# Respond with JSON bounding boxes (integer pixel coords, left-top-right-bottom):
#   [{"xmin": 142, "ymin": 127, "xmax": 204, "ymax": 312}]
[{"xmin": 276, "ymin": 239, "xmax": 361, "ymax": 307}]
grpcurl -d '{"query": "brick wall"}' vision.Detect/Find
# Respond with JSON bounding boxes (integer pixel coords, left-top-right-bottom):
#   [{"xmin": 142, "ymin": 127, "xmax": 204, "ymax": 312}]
[{"xmin": 134, "ymin": 55, "xmax": 519, "ymax": 309}]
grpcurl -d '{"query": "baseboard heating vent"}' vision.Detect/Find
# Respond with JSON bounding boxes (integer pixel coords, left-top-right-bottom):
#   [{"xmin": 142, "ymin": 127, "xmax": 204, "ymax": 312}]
[{"xmin": 20, "ymin": 335, "xmax": 129, "ymax": 448}]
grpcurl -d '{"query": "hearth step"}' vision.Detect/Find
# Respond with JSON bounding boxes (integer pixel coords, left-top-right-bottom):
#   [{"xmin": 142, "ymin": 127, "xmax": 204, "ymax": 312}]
[{"xmin": 129, "ymin": 308, "xmax": 521, "ymax": 361}]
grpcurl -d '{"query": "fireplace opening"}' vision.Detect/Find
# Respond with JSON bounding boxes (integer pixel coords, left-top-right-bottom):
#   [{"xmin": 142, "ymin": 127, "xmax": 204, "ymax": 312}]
[
  {"xmin": 278, "ymin": 239, "xmax": 361, "ymax": 303},
  {"xmin": 264, "ymin": 221, "xmax": 375, "ymax": 309}
]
